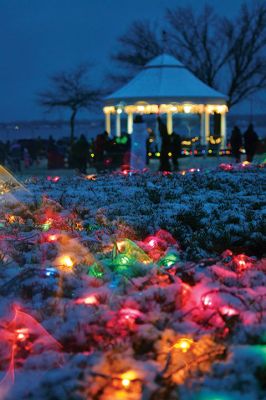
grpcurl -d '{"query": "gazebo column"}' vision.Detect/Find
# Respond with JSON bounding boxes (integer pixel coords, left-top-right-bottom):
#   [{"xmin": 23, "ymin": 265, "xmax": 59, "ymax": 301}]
[
  {"xmin": 221, "ymin": 112, "xmax": 227, "ymax": 148},
  {"xmin": 167, "ymin": 112, "xmax": 173, "ymax": 134},
  {"xmin": 200, "ymin": 109, "xmax": 210, "ymax": 146},
  {"xmin": 116, "ymin": 112, "xmax": 121, "ymax": 137},
  {"xmin": 105, "ymin": 113, "xmax": 111, "ymax": 135},
  {"xmin": 127, "ymin": 112, "xmax": 133, "ymax": 134}
]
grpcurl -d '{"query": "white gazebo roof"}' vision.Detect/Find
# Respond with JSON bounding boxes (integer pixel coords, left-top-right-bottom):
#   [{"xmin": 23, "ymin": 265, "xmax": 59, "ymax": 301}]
[{"xmin": 105, "ymin": 54, "xmax": 228, "ymax": 106}]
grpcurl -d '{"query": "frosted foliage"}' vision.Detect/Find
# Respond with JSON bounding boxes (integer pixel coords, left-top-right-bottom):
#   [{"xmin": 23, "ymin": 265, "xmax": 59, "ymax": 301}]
[{"xmin": 0, "ymin": 167, "xmax": 265, "ymax": 399}]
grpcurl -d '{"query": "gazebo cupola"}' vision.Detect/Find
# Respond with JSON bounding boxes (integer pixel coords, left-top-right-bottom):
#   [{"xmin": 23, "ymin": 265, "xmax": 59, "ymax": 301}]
[{"xmin": 104, "ymin": 54, "xmax": 228, "ymax": 147}]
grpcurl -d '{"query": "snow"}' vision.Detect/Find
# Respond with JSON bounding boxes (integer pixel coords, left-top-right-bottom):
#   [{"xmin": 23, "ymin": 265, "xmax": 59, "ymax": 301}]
[{"xmin": 0, "ymin": 166, "xmax": 265, "ymax": 399}]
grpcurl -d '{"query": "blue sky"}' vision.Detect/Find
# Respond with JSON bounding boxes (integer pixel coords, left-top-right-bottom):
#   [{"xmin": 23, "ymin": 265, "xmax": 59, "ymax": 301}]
[{"xmin": 0, "ymin": 0, "xmax": 264, "ymax": 121}]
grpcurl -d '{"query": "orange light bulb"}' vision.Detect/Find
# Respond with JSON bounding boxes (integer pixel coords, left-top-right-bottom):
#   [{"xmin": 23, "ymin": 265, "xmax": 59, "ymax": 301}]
[
  {"xmin": 173, "ymin": 338, "xmax": 193, "ymax": 353},
  {"xmin": 57, "ymin": 255, "xmax": 74, "ymax": 268},
  {"xmin": 120, "ymin": 370, "xmax": 137, "ymax": 389},
  {"xmin": 122, "ymin": 378, "xmax": 130, "ymax": 388}
]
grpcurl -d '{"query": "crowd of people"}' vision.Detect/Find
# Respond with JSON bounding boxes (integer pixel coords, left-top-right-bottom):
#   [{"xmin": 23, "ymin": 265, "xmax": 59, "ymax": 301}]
[
  {"xmin": 230, "ymin": 123, "xmax": 259, "ymax": 163},
  {"xmin": 0, "ymin": 120, "xmax": 262, "ymax": 174}
]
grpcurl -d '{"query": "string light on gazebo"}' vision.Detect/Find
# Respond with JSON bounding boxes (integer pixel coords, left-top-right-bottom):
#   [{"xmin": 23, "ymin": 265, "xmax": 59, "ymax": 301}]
[{"xmin": 104, "ymin": 54, "xmax": 228, "ymax": 147}]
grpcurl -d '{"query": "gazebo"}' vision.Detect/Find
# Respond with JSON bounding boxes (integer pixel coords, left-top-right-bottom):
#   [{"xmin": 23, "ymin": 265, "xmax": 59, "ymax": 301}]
[{"xmin": 104, "ymin": 54, "xmax": 228, "ymax": 147}]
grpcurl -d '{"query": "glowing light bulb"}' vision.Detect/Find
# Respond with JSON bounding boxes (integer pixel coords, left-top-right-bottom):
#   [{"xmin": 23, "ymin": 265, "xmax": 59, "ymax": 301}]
[
  {"xmin": 147, "ymin": 238, "xmax": 156, "ymax": 248},
  {"xmin": 120, "ymin": 370, "xmax": 137, "ymax": 388},
  {"xmin": 75, "ymin": 294, "xmax": 98, "ymax": 305},
  {"xmin": 122, "ymin": 378, "xmax": 130, "ymax": 388},
  {"xmin": 159, "ymin": 253, "xmax": 180, "ymax": 268},
  {"xmin": 17, "ymin": 332, "xmax": 26, "ymax": 341},
  {"xmin": 233, "ymin": 254, "xmax": 252, "ymax": 272},
  {"xmin": 58, "ymin": 255, "xmax": 74, "ymax": 268},
  {"xmin": 120, "ymin": 308, "xmax": 142, "ymax": 321},
  {"xmin": 7, "ymin": 215, "xmax": 16, "ymax": 223},
  {"xmin": 41, "ymin": 267, "xmax": 59, "ymax": 278},
  {"xmin": 173, "ymin": 338, "xmax": 193, "ymax": 352},
  {"xmin": 120, "ymin": 255, "xmax": 130, "ymax": 264},
  {"xmin": 47, "ymin": 176, "xmax": 60, "ymax": 182},
  {"xmin": 116, "ymin": 240, "xmax": 125, "ymax": 252},
  {"xmin": 86, "ymin": 174, "xmax": 97, "ymax": 181},
  {"xmin": 83, "ymin": 295, "xmax": 98, "ymax": 305},
  {"xmin": 217, "ymin": 105, "xmax": 226, "ymax": 113},
  {"xmin": 16, "ymin": 328, "xmax": 29, "ymax": 342},
  {"xmin": 219, "ymin": 306, "xmax": 238, "ymax": 316},
  {"xmin": 184, "ymin": 104, "xmax": 192, "ymax": 113},
  {"xmin": 238, "ymin": 259, "xmax": 246, "ymax": 268},
  {"xmin": 220, "ymin": 163, "xmax": 233, "ymax": 171},
  {"xmin": 42, "ymin": 218, "xmax": 52, "ymax": 231},
  {"xmin": 48, "ymin": 234, "xmax": 58, "ymax": 242},
  {"xmin": 202, "ymin": 295, "xmax": 213, "ymax": 307},
  {"xmin": 87, "ymin": 262, "xmax": 104, "ymax": 279}
]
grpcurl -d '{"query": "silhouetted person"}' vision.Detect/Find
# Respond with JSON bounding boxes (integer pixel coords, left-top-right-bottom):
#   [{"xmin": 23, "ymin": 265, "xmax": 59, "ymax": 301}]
[
  {"xmin": 244, "ymin": 124, "xmax": 259, "ymax": 162},
  {"xmin": 47, "ymin": 138, "xmax": 61, "ymax": 169},
  {"xmin": 0, "ymin": 141, "xmax": 6, "ymax": 165},
  {"xmin": 23, "ymin": 147, "xmax": 31, "ymax": 168},
  {"xmin": 171, "ymin": 131, "xmax": 182, "ymax": 170},
  {"xmin": 230, "ymin": 125, "xmax": 242, "ymax": 163},
  {"xmin": 93, "ymin": 131, "xmax": 111, "ymax": 171},
  {"xmin": 72, "ymin": 134, "xmax": 89, "ymax": 173},
  {"xmin": 157, "ymin": 116, "xmax": 171, "ymax": 171},
  {"xmin": 9, "ymin": 141, "xmax": 22, "ymax": 172},
  {"xmin": 94, "ymin": 132, "xmax": 106, "ymax": 162}
]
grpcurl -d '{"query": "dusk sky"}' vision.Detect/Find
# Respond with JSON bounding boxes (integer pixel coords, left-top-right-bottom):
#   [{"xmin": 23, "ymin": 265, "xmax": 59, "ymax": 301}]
[{"xmin": 1, "ymin": 0, "xmax": 264, "ymax": 122}]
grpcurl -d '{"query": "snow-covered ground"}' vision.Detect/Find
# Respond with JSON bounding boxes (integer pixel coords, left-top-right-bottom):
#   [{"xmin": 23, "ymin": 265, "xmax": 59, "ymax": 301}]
[{"xmin": 0, "ymin": 165, "xmax": 265, "ymax": 400}]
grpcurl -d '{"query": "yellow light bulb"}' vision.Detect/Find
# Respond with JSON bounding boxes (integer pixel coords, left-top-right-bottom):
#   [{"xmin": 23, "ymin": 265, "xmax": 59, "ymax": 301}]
[
  {"xmin": 120, "ymin": 370, "xmax": 137, "ymax": 388},
  {"xmin": 173, "ymin": 338, "xmax": 193, "ymax": 353},
  {"xmin": 122, "ymin": 378, "xmax": 130, "ymax": 388},
  {"xmin": 58, "ymin": 255, "xmax": 74, "ymax": 268},
  {"xmin": 184, "ymin": 104, "xmax": 192, "ymax": 113}
]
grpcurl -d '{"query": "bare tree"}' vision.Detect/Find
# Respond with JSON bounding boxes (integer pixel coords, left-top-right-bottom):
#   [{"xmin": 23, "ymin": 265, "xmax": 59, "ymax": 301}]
[
  {"xmin": 109, "ymin": 20, "xmax": 163, "ymax": 86},
  {"xmin": 166, "ymin": 4, "xmax": 232, "ymax": 89},
  {"xmin": 222, "ymin": 2, "xmax": 266, "ymax": 107},
  {"xmin": 38, "ymin": 65, "xmax": 102, "ymax": 144},
  {"xmin": 110, "ymin": 1, "xmax": 266, "ymax": 109}
]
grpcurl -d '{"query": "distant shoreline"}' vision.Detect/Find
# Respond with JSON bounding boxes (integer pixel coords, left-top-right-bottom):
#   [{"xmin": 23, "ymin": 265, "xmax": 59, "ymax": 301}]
[{"xmin": 1, "ymin": 114, "xmax": 266, "ymax": 140}]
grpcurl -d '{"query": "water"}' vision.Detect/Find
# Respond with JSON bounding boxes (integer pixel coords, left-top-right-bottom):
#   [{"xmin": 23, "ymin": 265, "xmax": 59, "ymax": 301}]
[
  {"xmin": 0, "ymin": 120, "xmax": 104, "ymax": 142},
  {"xmin": 0, "ymin": 115, "xmax": 265, "ymax": 142}
]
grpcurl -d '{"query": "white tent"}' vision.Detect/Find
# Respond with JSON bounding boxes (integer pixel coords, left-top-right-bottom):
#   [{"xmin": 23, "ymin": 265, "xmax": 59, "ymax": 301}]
[{"xmin": 104, "ymin": 54, "xmax": 228, "ymax": 147}]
